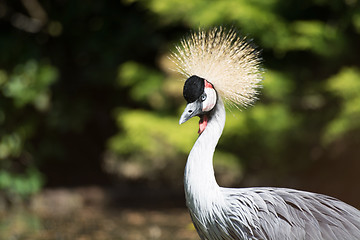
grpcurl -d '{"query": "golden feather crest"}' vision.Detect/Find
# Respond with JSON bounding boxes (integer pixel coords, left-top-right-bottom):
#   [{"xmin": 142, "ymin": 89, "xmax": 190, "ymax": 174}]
[{"xmin": 171, "ymin": 27, "xmax": 263, "ymax": 107}]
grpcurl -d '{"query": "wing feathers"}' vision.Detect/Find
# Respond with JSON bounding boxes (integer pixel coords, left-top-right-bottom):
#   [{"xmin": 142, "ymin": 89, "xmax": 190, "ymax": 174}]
[{"xmin": 222, "ymin": 187, "xmax": 360, "ymax": 239}]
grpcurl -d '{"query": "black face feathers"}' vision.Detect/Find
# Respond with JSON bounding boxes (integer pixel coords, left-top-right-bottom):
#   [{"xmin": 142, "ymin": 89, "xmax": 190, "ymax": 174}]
[{"xmin": 183, "ymin": 75, "xmax": 205, "ymax": 103}]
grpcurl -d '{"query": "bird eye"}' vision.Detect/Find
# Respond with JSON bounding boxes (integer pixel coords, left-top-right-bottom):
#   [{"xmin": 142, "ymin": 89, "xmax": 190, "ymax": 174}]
[{"xmin": 201, "ymin": 93, "xmax": 207, "ymax": 102}]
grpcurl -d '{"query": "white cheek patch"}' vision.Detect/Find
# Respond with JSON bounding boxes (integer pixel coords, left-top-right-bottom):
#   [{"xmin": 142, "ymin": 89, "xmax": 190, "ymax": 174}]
[{"xmin": 202, "ymin": 88, "xmax": 217, "ymax": 112}]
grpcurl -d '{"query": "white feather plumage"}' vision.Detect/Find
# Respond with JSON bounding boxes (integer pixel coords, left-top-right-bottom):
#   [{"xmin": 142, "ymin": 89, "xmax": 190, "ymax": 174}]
[{"xmin": 171, "ymin": 27, "xmax": 262, "ymax": 107}]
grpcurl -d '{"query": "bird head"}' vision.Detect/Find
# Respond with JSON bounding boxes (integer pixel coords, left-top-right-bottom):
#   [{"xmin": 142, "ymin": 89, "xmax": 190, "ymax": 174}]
[
  {"xmin": 179, "ymin": 75, "xmax": 217, "ymax": 134},
  {"xmin": 172, "ymin": 27, "xmax": 263, "ymax": 134}
]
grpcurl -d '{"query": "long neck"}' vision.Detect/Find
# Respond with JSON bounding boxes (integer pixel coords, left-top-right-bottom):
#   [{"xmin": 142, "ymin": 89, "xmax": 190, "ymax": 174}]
[{"xmin": 184, "ymin": 97, "xmax": 226, "ymax": 207}]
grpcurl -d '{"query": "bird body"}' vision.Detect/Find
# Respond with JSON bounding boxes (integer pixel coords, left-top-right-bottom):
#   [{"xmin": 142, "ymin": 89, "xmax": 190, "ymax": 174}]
[{"xmin": 173, "ymin": 27, "xmax": 360, "ymax": 240}]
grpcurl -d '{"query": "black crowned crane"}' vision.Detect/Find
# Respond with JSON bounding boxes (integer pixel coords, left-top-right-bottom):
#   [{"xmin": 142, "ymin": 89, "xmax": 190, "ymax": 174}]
[{"xmin": 171, "ymin": 27, "xmax": 360, "ymax": 240}]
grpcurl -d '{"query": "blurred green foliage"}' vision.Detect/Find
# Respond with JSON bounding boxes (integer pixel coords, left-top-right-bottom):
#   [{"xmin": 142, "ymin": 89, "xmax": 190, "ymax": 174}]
[
  {"xmin": 0, "ymin": 60, "xmax": 55, "ymax": 200},
  {"xmin": 117, "ymin": 62, "xmax": 165, "ymax": 108},
  {"xmin": 324, "ymin": 67, "xmax": 360, "ymax": 143},
  {"xmin": 0, "ymin": 0, "xmax": 360, "ymax": 201},
  {"xmin": 0, "ymin": 169, "xmax": 43, "ymax": 200},
  {"xmin": 1, "ymin": 60, "xmax": 57, "ymax": 110},
  {"xmin": 105, "ymin": 109, "xmax": 196, "ymax": 182}
]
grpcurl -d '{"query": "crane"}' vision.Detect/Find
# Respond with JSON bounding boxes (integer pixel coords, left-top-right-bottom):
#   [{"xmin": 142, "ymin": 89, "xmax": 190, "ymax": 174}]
[{"xmin": 172, "ymin": 27, "xmax": 360, "ymax": 240}]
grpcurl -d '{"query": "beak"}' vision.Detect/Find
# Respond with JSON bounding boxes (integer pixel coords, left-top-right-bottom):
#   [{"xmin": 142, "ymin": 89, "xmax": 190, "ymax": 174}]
[{"xmin": 179, "ymin": 101, "xmax": 202, "ymax": 124}]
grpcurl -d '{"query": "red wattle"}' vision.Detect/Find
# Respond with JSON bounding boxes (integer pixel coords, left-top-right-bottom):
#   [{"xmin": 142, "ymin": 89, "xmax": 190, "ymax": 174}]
[{"xmin": 198, "ymin": 115, "xmax": 208, "ymax": 134}]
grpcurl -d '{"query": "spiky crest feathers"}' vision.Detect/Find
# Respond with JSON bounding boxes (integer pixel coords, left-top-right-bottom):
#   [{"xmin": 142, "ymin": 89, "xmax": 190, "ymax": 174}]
[{"xmin": 171, "ymin": 27, "xmax": 263, "ymax": 108}]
